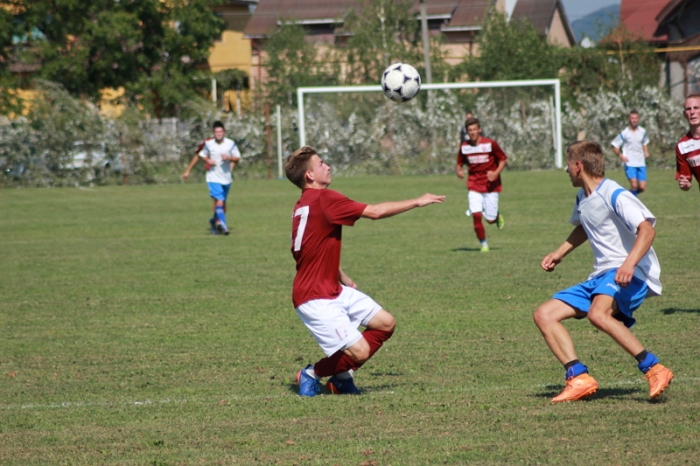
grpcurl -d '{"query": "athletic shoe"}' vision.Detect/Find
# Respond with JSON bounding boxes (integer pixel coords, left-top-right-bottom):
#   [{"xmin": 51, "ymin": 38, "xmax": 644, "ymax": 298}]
[
  {"xmin": 551, "ymin": 373, "xmax": 598, "ymax": 403},
  {"xmin": 480, "ymin": 245, "xmax": 490, "ymax": 252},
  {"xmin": 326, "ymin": 375, "xmax": 361, "ymax": 395},
  {"xmin": 217, "ymin": 221, "xmax": 230, "ymax": 236},
  {"xmin": 645, "ymin": 364, "xmax": 673, "ymax": 399},
  {"xmin": 496, "ymin": 213, "xmax": 505, "ymax": 230},
  {"xmin": 296, "ymin": 365, "xmax": 321, "ymax": 397}
]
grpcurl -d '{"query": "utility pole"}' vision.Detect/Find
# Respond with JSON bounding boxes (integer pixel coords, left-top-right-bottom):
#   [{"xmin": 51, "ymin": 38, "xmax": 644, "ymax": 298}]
[{"xmin": 420, "ymin": 0, "xmax": 432, "ymax": 84}]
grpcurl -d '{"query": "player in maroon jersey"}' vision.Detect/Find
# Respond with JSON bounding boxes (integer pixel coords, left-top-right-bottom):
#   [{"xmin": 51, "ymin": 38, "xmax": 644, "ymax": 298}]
[
  {"xmin": 285, "ymin": 146, "xmax": 444, "ymax": 396},
  {"xmin": 456, "ymin": 117, "xmax": 507, "ymax": 252},
  {"xmin": 676, "ymin": 94, "xmax": 700, "ymax": 192}
]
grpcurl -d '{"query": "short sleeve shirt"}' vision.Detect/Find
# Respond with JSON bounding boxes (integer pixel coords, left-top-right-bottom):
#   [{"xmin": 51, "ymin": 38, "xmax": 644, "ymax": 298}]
[
  {"xmin": 675, "ymin": 133, "xmax": 700, "ymax": 183},
  {"xmin": 291, "ymin": 188, "xmax": 367, "ymax": 307},
  {"xmin": 611, "ymin": 126, "xmax": 649, "ymax": 167},
  {"xmin": 456, "ymin": 137, "xmax": 507, "ymax": 193},
  {"xmin": 199, "ymin": 137, "xmax": 241, "ymax": 185},
  {"xmin": 569, "ymin": 178, "xmax": 661, "ymax": 296}
]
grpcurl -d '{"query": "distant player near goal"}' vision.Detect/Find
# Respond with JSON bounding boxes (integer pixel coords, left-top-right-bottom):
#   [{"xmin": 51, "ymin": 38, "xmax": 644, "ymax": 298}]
[
  {"xmin": 285, "ymin": 146, "xmax": 444, "ymax": 396},
  {"xmin": 456, "ymin": 117, "xmax": 507, "ymax": 252},
  {"xmin": 676, "ymin": 94, "xmax": 700, "ymax": 192},
  {"xmin": 533, "ymin": 140, "xmax": 673, "ymax": 403}
]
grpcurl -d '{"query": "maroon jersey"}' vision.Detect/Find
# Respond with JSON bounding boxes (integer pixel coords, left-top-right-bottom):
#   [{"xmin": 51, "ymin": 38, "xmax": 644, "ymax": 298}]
[
  {"xmin": 675, "ymin": 133, "xmax": 700, "ymax": 183},
  {"xmin": 456, "ymin": 137, "xmax": 507, "ymax": 193},
  {"xmin": 291, "ymin": 188, "xmax": 367, "ymax": 307}
]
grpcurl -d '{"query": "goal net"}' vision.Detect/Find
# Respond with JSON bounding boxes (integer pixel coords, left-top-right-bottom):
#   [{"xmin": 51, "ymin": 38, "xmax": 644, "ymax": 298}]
[{"xmin": 296, "ymin": 79, "xmax": 562, "ymax": 176}]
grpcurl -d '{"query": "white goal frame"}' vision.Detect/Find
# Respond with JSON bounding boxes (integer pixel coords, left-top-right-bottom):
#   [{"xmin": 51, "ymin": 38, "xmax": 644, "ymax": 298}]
[{"xmin": 296, "ymin": 79, "xmax": 563, "ymax": 169}]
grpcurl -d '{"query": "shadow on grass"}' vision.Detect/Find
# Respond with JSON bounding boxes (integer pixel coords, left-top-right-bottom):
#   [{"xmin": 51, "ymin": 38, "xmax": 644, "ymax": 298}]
[
  {"xmin": 451, "ymin": 247, "xmax": 498, "ymax": 253},
  {"xmin": 533, "ymin": 385, "xmax": 638, "ymax": 401},
  {"xmin": 659, "ymin": 307, "xmax": 700, "ymax": 315}
]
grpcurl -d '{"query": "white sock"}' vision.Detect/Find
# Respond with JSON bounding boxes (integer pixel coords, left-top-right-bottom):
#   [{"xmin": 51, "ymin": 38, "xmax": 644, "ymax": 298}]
[
  {"xmin": 305, "ymin": 367, "xmax": 320, "ymax": 380},
  {"xmin": 335, "ymin": 369, "xmax": 354, "ymax": 380}
]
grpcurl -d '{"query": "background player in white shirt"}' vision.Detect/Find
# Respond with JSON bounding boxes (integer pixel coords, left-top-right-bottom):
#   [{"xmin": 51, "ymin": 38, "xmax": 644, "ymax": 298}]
[
  {"xmin": 611, "ymin": 110, "xmax": 650, "ymax": 196},
  {"xmin": 198, "ymin": 121, "xmax": 241, "ymax": 235},
  {"xmin": 533, "ymin": 140, "xmax": 673, "ymax": 403}
]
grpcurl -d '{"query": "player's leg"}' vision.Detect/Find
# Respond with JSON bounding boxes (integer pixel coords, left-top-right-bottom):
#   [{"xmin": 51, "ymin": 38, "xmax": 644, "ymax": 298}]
[
  {"xmin": 636, "ymin": 167, "xmax": 647, "ymax": 194},
  {"xmin": 210, "ymin": 183, "xmax": 230, "ymax": 234},
  {"xmin": 482, "ymin": 192, "xmax": 504, "ymax": 230},
  {"xmin": 207, "ymin": 183, "xmax": 220, "ymax": 234},
  {"xmin": 625, "ymin": 165, "xmax": 639, "ymax": 196},
  {"xmin": 296, "ymin": 287, "xmax": 386, "ymax": 395},
  {"xmin": 534, "ymin": 283, "xmax": 599, "ymax": 402},
  {"xmin": 467, "ymin": 191, "xmax": 488, "ymax": 251},
  {"xmin": 587, "ymin": 272, "xmax": 673, "ymax": 398}
]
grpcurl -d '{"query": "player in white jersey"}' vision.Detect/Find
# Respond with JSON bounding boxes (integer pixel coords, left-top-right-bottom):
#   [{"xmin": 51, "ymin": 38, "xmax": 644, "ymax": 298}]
[
  {"xmin": 533, "ymin": 140, "xmax": 673, "ymax": 403},
  {"xmin": 198, "ymin": 121, "xmax": 241, "ymax": 235},
  {"xmin": 611, "ymin": 110, "xmax": 650, "ymax": 196}
]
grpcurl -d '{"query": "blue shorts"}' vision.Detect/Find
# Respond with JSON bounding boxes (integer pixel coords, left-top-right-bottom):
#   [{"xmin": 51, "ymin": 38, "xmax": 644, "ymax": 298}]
[
  {"xmin": 552, "ymin": 268, "xmax": 648, "ymax": 328},
  {"xmin": 624, "ymin": 165, "xmax": 647, "ymax": 182},
  {"xmin": 207, "ymin": 182, "xmax": 230, "ymax": 201}
]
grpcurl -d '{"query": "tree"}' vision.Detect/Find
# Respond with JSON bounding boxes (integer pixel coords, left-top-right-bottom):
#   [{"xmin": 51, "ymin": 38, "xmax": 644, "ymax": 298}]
[
  {"xmin": 560, "ymin": 25, "xmax": 661, "ymax": 98},
  {"xmin": 452, "ymin": 12, "xmax": 561, "ymax": 83},
  {"xmin": 262, "ymin": 22, "xmax": 339, "ymax": 106},
  {"xmin": 6, "ymin": 0, "xmax": 225, "ymax": 116},
  {"xmin": 342, "ymin": 0, "xmax": 428, "ymax": 84}
]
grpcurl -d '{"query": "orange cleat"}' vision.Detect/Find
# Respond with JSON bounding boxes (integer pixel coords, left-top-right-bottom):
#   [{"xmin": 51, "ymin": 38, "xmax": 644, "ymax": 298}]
[
  {"xmin": 552, "ymin": 373, "xmax": 599, "ymax": 403},
  {"xmin": 645, "ymin": 364, "xmax": 673, "ymax": 399}
]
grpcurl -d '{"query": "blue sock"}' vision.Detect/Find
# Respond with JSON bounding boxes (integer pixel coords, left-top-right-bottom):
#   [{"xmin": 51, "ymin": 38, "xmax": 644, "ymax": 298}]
[
  {"xmin": 636, "ymin": 351, "xmax": 658, "ymax": 374},
  {"xmin": 215, "ymin": 206, "xmax": 227, "ymax": 228},
  {"xmin": 630, "ymin": 189, "xmax": 638, "ymax": 196},
  {"xmin": 564, "ymin": 361, "xmax": 588, "ymax": 380}
]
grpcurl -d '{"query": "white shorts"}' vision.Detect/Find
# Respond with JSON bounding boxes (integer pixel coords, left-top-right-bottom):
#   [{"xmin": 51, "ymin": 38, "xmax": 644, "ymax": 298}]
[
  {"xmin": 295, "ymin": 286, "xmax": 383, "ymax": 357},
  {"xmin": 467, "ymin": 191, "xmax": 500, "ymax": 222}
]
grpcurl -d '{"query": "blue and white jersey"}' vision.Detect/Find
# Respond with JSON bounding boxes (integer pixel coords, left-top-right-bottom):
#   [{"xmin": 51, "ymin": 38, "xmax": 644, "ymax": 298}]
[
  {"xmin": 199, "ymin": 137, "xmax": 241, "ymax": 185},
  {"xmin": 611, "ymin": 126, "xmax": 649, "ymax": 167},
  {"xmin": 569, "ymin": 178, "xmax": 661, "ymax": 296}
]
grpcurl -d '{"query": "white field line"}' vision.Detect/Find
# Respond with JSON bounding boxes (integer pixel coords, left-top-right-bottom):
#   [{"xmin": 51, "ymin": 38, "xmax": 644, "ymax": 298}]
[{"xmin": 2, "ymin": 377, "xmax": 699, "ymax": 412}]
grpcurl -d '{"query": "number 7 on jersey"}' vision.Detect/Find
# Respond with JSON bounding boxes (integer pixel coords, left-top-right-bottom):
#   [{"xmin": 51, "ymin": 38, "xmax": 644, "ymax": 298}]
[{"xmin": 293, "ymin": 206, "xmax": 309, "ymax": 251}]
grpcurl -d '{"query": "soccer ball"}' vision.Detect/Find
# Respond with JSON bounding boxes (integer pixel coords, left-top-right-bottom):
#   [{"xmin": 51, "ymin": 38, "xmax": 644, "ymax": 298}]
[{"xmin": 381, "ymin": 63, "xmax": 421, "ymax": 102}]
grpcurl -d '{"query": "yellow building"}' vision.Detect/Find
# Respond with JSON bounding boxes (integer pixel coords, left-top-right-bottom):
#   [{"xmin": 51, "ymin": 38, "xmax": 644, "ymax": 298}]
[{"xmin": 207, "ymin": 1, "xmax": 258, "ymax": 113}]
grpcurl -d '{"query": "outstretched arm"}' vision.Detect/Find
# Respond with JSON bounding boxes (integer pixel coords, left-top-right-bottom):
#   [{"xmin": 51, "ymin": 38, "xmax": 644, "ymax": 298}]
[
  {"xmin": 182, "ymin": 154, "xmax": 199, "ymax": 180},
  {"xmin": 541, "ymin": 224, "xmax": 588, "ymax": 272},
  {"xmin": 361, "ymin": 193, "xmax": 445, "ymax": 220},
  {"xmin": 615, "ymin": 220, "xmax": 655, "ymax": 287}
]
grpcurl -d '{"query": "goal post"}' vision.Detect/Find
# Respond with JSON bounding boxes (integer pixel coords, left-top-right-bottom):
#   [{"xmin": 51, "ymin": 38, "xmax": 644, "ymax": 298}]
[{"xmin": 296, "ymin": 79, "xmax": 563, "ymax": 172}]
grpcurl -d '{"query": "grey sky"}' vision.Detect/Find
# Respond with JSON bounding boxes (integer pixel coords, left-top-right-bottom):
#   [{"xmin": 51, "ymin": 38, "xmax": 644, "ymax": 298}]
[{"xmin": 561, "ymin": 0, "xmax": 621, "ymax": 22}]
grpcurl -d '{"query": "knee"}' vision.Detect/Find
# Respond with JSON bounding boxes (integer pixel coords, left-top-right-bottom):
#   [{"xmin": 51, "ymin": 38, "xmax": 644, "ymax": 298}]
[
  {"xmin": 533, "ymin": 304, "xmax": 555, "ymax": 329},
  {"xmin": 587, "ymin": 310, "xmax": 607, "ymax": 329},
  {"xmin": 347, "ymin": 341, "xmax": 371, "ymax": 363}
]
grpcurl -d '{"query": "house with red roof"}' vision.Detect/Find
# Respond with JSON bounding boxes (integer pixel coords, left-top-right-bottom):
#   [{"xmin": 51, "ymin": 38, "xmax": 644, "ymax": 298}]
[{"xmin": 242, "ymin": 0, "xmax": 575, "ymax": 88}]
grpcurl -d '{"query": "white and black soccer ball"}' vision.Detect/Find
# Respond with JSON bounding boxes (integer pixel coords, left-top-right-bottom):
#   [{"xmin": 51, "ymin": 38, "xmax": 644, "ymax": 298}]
[{"xmin": 381, "ymin": 63, "xmax": 421, "ymax": 102}]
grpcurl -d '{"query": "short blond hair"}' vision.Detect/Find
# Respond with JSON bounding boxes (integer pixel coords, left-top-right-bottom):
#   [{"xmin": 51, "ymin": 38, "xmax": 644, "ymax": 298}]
[
  {"xmin": 566, "ymin": 140, "xmax": 605, "ymax": 178},
  {"xmin": 285, "ymin": 146, "xmax": 317, "ymax": 189}
]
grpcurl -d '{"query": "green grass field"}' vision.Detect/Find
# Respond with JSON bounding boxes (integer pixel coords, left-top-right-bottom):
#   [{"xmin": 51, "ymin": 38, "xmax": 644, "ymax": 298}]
[{"xmin": 1, "ymin": 169, "xmax": 699, "ymax": 465}]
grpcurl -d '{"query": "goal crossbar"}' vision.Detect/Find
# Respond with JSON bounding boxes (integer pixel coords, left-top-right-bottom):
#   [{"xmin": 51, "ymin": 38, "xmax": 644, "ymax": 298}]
[{"xmin": 296, "ymin": 79, "xmax": 563, "ymax": 168}]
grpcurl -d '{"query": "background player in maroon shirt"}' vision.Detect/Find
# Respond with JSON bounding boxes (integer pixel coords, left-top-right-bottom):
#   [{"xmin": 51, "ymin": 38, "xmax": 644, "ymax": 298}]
[
  {"xmin": 456, "ymin": 117, "xmax": 507, "ymax": 252},
  {"xmin": 285, "ymin": 146, "xmax": 444, "ymax": 397},
  {"xmin": 676, "ymin": 94, "xmax": 700, "ymax": 192}
]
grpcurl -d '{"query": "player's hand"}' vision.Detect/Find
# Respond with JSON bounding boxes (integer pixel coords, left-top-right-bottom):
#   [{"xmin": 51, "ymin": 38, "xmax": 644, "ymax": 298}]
[
  {"xmin": 486, "ymin": 170, "xmax": 498, "ymax": 182},
  {"xmin": 182, "ymin": 172, "xmax": 189, "ymax": 181},
  {"xmin": 615, "ymin": 263, "xmax": 635, "ymax": 288},
  {"xmin": 678, "ymin": 175, "xmax": 692, "ymax": 191},
  {"xmin": 541, "ymin": 253, "xmax": 562, "ymax": 272},
  {"xmin": 456, "ymin": 169, "xmax": 464, "ymax": 179},
  {"xmin": 417, "ymin": 193, "xmax": 445, "ymax": 206},
  {"xmin": 621, "ymin": 156, "xmax": 629, "ymax": 163}
]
